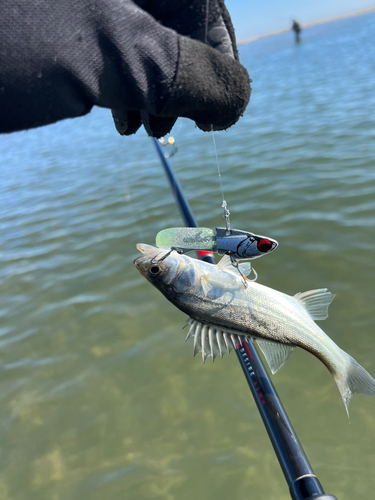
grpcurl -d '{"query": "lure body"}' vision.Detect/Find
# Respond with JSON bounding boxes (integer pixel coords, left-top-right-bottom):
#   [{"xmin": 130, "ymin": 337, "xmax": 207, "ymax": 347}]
[{"xmin": 156, "ymin": 227, "xmax": 278, "ymax": 261}]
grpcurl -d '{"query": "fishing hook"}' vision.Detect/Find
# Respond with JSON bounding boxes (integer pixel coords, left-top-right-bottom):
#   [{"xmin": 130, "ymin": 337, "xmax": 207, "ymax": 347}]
[
  {"xmin": 230, "ymin": 255, "xmax": 258, "ymax": 288},
  {"xmin": 150, "ymin": 247, "xmax": 183, "ymax": 263}
]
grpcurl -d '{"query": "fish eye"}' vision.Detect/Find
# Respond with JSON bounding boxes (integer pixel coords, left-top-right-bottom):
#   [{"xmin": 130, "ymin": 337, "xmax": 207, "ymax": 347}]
[
  {"xmin": 257, "ymin": 239, "xmax": 273, "ymax": 253},
  {"xmin": 149, "ymin": 265, "xmax": 161, "ymax": 276}
]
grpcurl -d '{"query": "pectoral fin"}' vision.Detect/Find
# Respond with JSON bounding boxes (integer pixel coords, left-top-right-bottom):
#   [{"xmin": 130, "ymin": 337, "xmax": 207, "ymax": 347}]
[
  {"xmin": 294, "ymin": 288, "xmax": 335, "ymax": 320},
  {"xmin": 256, "ymin": 340, "xmax": 294, "ymax": 374},
  {"xmin": 200, "ymin": 276, "xmax": 213, "ymax": 296}
]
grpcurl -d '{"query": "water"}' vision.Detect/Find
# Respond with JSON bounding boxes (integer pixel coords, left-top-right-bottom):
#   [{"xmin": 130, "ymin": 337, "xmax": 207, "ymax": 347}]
[{"xmin": 1, "ymin": 12, "xmax": 375, "ymax": 500}]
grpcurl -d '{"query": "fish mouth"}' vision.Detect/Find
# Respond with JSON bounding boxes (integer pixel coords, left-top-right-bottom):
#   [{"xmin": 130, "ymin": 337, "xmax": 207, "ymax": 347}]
[
  {"xmin": 133, "ymin": 255, "xmax": 144, "ymax": 270},
  {"xmin": 134, "ymin": 243, "xmax": 162, "ymax": 265},
  {"xmin": 136, "ymin": 243, "xmax": 156, "ymax": 256},
  {"xmin": 134, "ymin": 243, "xmax": 171, "ymax": 275}
]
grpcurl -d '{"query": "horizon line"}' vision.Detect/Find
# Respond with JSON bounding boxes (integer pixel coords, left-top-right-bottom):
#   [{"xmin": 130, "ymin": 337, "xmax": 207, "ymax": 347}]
[{"xmin": 237, "ymin": 6, "xmax": 375, "ymax": 46}]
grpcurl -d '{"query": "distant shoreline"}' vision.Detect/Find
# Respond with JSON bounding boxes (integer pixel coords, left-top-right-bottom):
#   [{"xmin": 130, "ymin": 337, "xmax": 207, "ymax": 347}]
[{"xmin": 238, "ymin": 7, "xmax": 375, "ymax": 45}]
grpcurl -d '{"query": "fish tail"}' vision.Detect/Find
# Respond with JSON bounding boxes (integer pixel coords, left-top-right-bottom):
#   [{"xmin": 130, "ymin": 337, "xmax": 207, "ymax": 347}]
[{"xmin": 333, "ymin": 351, "xmax": 375, "ymax": 417}]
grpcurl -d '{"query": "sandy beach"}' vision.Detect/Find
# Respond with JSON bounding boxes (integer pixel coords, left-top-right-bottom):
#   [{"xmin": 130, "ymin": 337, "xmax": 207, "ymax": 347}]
[{"xmin": 238, "ymin": 6, "xmax": 375, "ymax": 45}]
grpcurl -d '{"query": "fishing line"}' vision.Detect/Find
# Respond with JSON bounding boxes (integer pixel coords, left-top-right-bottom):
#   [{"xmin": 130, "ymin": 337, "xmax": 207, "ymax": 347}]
[
  {"xmin": 204, "ymin": 1, "xmax": 230, "ymax": 229},
  {"xmin": 211, "ymin": 125, "xmax": 231, "ymax": 232},
  {"xmin": 211, "ymin": 126, "xmax": 225, "ymax": 203}
]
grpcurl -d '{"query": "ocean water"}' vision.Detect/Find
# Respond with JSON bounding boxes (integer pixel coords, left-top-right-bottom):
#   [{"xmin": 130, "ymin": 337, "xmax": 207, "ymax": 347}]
[{"xmin": 0, "ymin": 12, "xmax": 375, "ymax": 500}]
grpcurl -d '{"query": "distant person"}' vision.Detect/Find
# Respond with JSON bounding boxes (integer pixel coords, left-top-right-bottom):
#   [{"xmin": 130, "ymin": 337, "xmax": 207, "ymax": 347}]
[
  {"xmin": 0, "ymin": 0, "xmax": 251, "ymax": 138},
  {"xmin": 292, "ymin": 19, "xmax": 302, "ymax": 44}
]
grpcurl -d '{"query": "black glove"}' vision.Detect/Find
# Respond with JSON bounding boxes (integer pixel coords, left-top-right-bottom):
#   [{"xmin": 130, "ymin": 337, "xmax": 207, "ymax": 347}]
[{"xmin": 0, "ymin": 0, "xmax": 251, "ymax": 137}]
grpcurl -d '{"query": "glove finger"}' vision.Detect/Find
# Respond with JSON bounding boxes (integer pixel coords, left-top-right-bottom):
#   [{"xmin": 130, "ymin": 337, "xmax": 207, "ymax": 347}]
[
  {"xmin": 123, "ymin": 110, "xmax": 143, "ymax": 135},
  {"xmin": 135, "ymin": 0, "xmax": 238, "ymax": 59},
  {"xmin": 111, "ymin": 109, "xmax": 142, "ymax": 136},
  {"xmin": 159, "ymin": 36, "xmax": 250, "ymax": 132},
  {"xmin": 216, "ymin": 0, "xmax": 239, "ymax": 60},
  {"xmin": 141, "ymin": 112, "xmax": 177, "ymax": 138}
]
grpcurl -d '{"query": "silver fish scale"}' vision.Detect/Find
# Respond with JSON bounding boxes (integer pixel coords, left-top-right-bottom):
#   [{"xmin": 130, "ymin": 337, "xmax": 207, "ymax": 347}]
[
  {"xmin": 179, "ymin": 275, "xmax": 335, "ymax": 368},
  {"xmin": 174, "ymin": 258, "xmax": 354, "ymax": 391},
  {"xmin": 140, "ymin": 250, "xmax": 337, "ymax": 369}
]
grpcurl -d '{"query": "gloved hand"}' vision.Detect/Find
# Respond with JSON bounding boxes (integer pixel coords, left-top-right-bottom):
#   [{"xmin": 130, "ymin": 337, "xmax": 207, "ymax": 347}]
[{"xmin": 0, "ymin": 0, "xmax": 251, "ymax": 137}]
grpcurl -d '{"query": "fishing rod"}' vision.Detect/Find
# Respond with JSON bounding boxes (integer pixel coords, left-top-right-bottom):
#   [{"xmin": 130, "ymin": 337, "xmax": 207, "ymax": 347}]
[{"xmin": 152, "ymin": 137, "xmax": 338, "ymax": 500}]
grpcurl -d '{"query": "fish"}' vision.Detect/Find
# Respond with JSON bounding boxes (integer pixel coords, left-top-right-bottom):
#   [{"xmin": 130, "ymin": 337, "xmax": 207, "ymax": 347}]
[{"xmin": 134, "ymin": 243, "xmax": 375, "ymax": 415}]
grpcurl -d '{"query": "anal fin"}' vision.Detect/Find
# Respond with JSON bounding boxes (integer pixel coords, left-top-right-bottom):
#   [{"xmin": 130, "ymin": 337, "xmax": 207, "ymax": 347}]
[{"xmin": 256, "ymin": 339, "xmax": 294, "ymax": 374}]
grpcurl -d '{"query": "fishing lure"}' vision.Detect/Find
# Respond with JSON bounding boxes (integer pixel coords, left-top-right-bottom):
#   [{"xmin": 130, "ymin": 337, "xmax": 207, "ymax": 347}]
[
  {"xmin": 156, "ymin": 201, "xmax": 277, "ymax": 262},
  {"xmin": 154, "ymin": 202, "xmax": 277, "ymax": 283},
  {"xmin": 156, "ymin": 226, "xmax": 278, "ymax": 262},
  {"xmin": 156, "ymin": 200, "xmax": 277, "ymax": 265}
]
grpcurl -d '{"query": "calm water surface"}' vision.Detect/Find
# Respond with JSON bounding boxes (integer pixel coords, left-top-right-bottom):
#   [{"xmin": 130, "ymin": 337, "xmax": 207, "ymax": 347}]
[{"xmin": 1, "ymin": 12, "xmax": 375, "ymax": 500}]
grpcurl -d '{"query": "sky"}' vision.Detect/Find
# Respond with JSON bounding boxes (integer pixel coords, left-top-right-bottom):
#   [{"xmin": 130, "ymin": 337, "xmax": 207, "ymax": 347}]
[{"xmin": 225, "ymin": 0, "xmax": 375, "ymax": 41}]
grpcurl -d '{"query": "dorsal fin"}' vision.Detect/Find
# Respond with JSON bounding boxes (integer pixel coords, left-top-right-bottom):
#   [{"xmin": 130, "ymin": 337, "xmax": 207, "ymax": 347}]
[
  {"xmin": 256, "ymin": 339, "xmax": 294, "ymax": 374},
  {"xmin": 217, "ymin": 254, "xmax": 237, "ymax": 274},
  {"xmin": 294, "ymin": 288, "xmax": 335, "ymax": 321}
]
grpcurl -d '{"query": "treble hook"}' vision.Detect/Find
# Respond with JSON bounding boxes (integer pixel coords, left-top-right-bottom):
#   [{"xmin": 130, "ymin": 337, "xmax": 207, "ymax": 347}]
[{"xmin": 229, "ymin": 255, "xmax": 258, "ymax": 288}]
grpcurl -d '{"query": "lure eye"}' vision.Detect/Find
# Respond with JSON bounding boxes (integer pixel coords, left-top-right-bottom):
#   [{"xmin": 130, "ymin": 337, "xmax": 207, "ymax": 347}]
[
  {"xmin": 257, "ymin": 239, "xmax": 273, "ymax": 253},
  {"xmin": 149, "ymin": 265, "xmax": 161, "ymax": 276}
]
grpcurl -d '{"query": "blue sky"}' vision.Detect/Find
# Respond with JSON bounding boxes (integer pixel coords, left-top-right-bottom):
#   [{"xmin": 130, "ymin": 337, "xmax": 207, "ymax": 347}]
[{"xmin": 226, "ymin": 0, "xmax": 375, "ymax": 40}]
